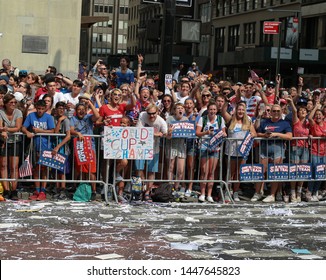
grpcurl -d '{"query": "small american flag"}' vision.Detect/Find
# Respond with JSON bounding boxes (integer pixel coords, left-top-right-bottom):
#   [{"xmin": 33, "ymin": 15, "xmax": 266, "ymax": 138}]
[
  {"xmin": 19, "ymin": 155, "xmax": 32, "ymax": 177},
  {"xmin": 250, "ymin": 69, "xmax": 260, "ymax": 82}
]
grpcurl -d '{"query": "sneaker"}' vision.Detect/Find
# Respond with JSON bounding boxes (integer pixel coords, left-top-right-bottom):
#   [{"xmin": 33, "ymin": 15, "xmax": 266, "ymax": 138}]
[
  {"xmin": 115, "ymin": 173, "xmax": 123, "ymax": 182},
  {"xmin": 291, "ymin": 193, "xmax": 297, "ymax": 203},
  {"xmin": 276, "ymin": 192, "xmax": 283, "ymax": 201},
  {"xmin": 251, "ymin": 193, "xmax": 263, "ymax": 202},
  {"xmin": 233, "ymin": 192, "xmax": 240, "ymax": 202},
  {"xmin": 311, "ymin": 195, "xmax": 319, "ymax": 202},
  {"xmin": 3, "ymin": 189, "xmax": 10, "ymax": 200},
  {"xmin": 296, "ymin": 194, "xmax": 302, "ymax": 203},
  {"xmin": 306, "ymin": 191, "xmax": 312, "ymax": 202},
  {"xmin": 283, "ymin": 195, "xmax": 289, "ymax": 203},
  {"xmin": 118, "ymin": 195, "xmax": 128, "ymax": 203},
  {"xmin": 317, "ymin": 190, "xmax": 326, "ymax": 200},
  {"xmin": 36, "ymin": 192, "xmax": 46, "ymax": 201},
  {"xmin": 185, "ymin": 190, "xmax": 191, "ymax": 197},
  {"xmin": 263, "ymin": 195, "xmax": 275, "ymax": 203},
  {"xmin": 224, "ymin": 192, "xmax": 231, "ymax": 203},
  {"xmin": 0, "ymin": 194, "xmax": 5, "ymax": 202},
  {"xmin": 198, "ymin": 195, "xmax": 206, "ymax": 202},
  {"xmin": 10, "ymin": 190, "xmax": 18, "ymax": 201},
  {"xmin": 206, "ymin": 196, "xmax": 214, "ymax": 203},
  {"xmin": 91, "ymin": 192, "xmax": 97, "ymax": 201},
  {"xmin": 58, "ymin": 190, "xmax": 68, "ymax": 200},
  {"xmin": 29, "ymin": 191, "xmax": 39, "ymax": 200}
]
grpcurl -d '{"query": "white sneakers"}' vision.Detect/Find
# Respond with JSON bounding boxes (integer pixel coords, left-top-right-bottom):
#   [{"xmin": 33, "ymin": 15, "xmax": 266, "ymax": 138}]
[
  {"xmin": 251, "ymin": 193, "xmax": 263, "ymax": 202},
  {"xmin": 263, "ymin": 195, "xmax": 275, "ymax": 203},
  {"xmin": 198, "ymin": 195, "xmax": 215, "ymax": 203}
]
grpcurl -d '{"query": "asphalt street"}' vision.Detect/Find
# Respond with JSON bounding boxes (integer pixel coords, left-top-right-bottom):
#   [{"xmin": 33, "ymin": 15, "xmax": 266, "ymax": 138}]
[{"xmin": 1, "ymin": 198, "xmax": 326, "ymax": 260}]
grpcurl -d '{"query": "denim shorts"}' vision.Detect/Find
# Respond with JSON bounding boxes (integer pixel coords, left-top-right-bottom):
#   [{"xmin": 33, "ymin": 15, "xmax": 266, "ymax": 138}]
[
  {"xmin": 200, "ymin": 150, "xmax": 220, "ymax": 159},
  {"xmin": 290, "ymin": 146, "xmax": 309, "ymax": 163},
  {"xmin": 260, "ymin": 143, "xmax": 285, "ymax": 160},
  {"xmin": 134, "ymin": 153, "xmax": 159, "ymax": 173}
]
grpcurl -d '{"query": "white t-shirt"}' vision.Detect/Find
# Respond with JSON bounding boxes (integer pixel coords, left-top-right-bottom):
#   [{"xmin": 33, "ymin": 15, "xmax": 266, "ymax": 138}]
[
  {"xmin": 40, "ymin": 92, "xmax": 66, "ymax": 107},
  {"xmin": 137, "ymin": 111, "xmax": 168, "ymax": 154}
]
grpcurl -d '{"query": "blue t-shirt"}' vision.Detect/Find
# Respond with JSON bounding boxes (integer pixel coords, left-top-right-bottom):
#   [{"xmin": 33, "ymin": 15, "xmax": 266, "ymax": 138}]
[
  {"xmin": 23, "ymin": 112, "xmax": 55, "ymax": 152},
  {"xmin": 70, "ymin": 114, "xmax": 95, "ymax": 149},
  {"xmin": 258, "ymin": 118, "xmax": 292, "ymax": 147},
  {"xmin": 116, "ymin": 68, "xmax": 134, "ymax": 87}
]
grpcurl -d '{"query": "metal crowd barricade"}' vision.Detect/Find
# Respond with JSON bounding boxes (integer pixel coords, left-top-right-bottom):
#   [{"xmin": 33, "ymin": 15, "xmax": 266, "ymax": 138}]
[
  {"xmin": 104, "ymin": 135, "xmax": 233, "ymax": 204},
  {"xmin": 0, "ymin": 133, "xmax": 116, "ymax": 201},
  {"xmin": 224, "ymin": 136, "xmax": 326, "ymax": 193}
]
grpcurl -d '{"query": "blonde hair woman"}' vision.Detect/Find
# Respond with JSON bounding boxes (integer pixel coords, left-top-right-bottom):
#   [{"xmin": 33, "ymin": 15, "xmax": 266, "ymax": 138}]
[{"xmin": 223, "ymin": 101, "xmax": 256, "ymax": 202}]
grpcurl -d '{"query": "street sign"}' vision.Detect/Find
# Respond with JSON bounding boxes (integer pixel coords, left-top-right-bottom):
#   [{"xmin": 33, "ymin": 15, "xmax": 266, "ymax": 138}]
[{"xmin": 263, "ymin": 21, "xmax": 281, "ymax": 34}]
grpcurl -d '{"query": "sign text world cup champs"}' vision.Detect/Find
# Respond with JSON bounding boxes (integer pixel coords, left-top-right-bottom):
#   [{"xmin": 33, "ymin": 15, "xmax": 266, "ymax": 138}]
[{"xmin": 103, "ymin": 126, "xmax": 154, "ymax": 159}]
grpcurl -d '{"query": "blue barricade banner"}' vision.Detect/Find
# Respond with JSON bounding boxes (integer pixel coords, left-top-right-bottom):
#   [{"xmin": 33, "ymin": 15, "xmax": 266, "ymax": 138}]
[
  {"xmin": 268, "ymin": 164, "xmax": 289, "ymax": 180},
  {"xmin": 38, "ymin": 150, "xmax": 67, "ymax": 172},
  {"xmin": 240, "ymin": 164, "xmax": 264, "ymax": 181},
  {"xmin": 209, "ymin": 129, "xmax": 225, "ymax": 151},
  {"xmin": 238, "ymin": 131, "xmax": 254, "ymax": 159},
  {"xmin": 171, "ymin": 121, "xmax": 196, "ymax": 138},
  {"xmin": 289, "ymin": 164, "xmax": 312, "ymax": 180},
  {"xmin": 314, "ymin": 164, "xmax": 326, "ymax": 179}
]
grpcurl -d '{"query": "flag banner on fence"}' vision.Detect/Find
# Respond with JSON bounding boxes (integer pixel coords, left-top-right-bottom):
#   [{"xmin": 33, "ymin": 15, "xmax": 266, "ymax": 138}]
[
  {"xmin": 74, "ymin": 137, "xmax": 93, "ymax": 166},
  {"xmin": 314, "ymin": 164, "xmax": 326, "ymax": 179},
  {"xmin": 240, "ymin": 164, "xmax": 264, "ymax": 181},
  {"xmin": 268, "ymin": 164, "xmax": 289, "ymax": 180},
  {"xmin": 171, "ymin": 121, "xmax": 196, "ymax": 138},
  {"xmin": 238, "ymin": 131, "xmax": 254, "ymax": 159},
  {"xmin": 103, "ymin": 126, "xmax": 154, "ymax": 159},
  {"xmin": 289, "ymin": 164, "xmax": 312, "ymax": 180},
  {"xmin": 209, "ymin": 129, "xmax": 225, "ymax": 151},
  {"xmin": 38, "ymin": 150, "xmax": 67, "ymax": 172},
  {"xmin": 19, "ymin": 155, "xmax": 33, "ymax": 178}
]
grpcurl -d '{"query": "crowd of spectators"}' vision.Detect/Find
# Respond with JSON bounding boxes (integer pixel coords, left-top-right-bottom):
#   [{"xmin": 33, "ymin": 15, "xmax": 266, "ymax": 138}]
[{"xmin": 0, "ymin": 56, "xmax": 325, "ymax": 203}]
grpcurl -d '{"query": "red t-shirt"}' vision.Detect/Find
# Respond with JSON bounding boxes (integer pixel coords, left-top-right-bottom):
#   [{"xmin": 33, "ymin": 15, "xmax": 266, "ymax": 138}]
[
  {"xmin": 310, "ymin": 121, "xmax": 326, "ymax": 156},
  {"xmin": 99, "ymin": 103, "xmax": 127, "ymax": 126}
]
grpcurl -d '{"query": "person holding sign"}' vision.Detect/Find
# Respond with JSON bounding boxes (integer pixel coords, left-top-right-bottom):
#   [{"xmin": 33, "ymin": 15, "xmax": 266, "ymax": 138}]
[
  {"xmin": 166, "ymin": 103, "xmax": 189, "ymax": 191},
  {"xmin": 196, "ymin": 102, "xmax": 226, "ymax": 203},
  {"xmin": 70, "ymin": 100, "xmax": 100, "ymax": 200},
  {"xmin": 135, "ymin": 104, "xmax": 167, "ymax": 202},
  {"xmin": 52, "ymin": 102, "xmax": 71, "ymax": 200},
  {"xmin": 222, "ymin": 101, "xmax": 256, "ymax": 202},
  {"xmin": 22, "ymin": 99, "xmax": 55, "ymax": 201},
  {"xmin": 252, "ymin": 104, "xmax": 292, "ymax": 203}
]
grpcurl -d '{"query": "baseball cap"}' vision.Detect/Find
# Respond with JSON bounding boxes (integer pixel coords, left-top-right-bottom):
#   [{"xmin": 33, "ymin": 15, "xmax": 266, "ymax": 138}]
[
  {"xmin": 192, "ymin": 62, "xmax": 196, "ymax": 66},
  {"xmin": 19, "ymin": 70, "xmax": 28, "ymax": 77},
  {"xmin": 0, "ymin": 75, "xmax": 9, "ymax": 83},
  {"xmin": 297, "ymin": 97, "xmax": 308, "ymax": 106},
  {"xmin": 266, "ymin": 81, "xmax": 276, "ymax": 88},
  {"xmin": 14, "ymin": 92, "xmax": 24, "ymax": 102},
  {"xmin": 313, "ymin": 89, "xmax": 321, "ymax": 95},
  {"xmin": 78, "ymin": 93, "xmax": 91, "ymax": 101}
]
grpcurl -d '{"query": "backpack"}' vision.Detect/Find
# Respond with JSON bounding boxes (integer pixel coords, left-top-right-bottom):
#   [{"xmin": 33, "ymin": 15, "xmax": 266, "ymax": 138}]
[
  {"xmin": 151, "ymin": 183, "xmax": 174, "ymax": 203},
  {"xmin": 73, "ymin": 183, "xmax": 92, "ymax": 202},
  {"xmin": 201, "ymin": 114, "xmax": 222, "ymax": 132}
]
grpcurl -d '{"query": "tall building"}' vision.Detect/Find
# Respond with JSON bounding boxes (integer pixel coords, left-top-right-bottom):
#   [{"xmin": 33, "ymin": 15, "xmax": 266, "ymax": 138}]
[
  {"xmin": 80, "ymin": 0, "xmax": 129, "ymax": 67},
  {"xmin": 210, "ymin": 0, "xmax": 326, "ymax": 87}
]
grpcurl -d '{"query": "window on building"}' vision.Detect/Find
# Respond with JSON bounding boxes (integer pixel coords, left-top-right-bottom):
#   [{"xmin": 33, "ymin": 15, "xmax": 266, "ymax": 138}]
[
  {"xmin": 200, "ymin": 2, "xmax": 211, "ymax": 23},
  {"xmin": 104, "ymin": 6, "xmax": 108, "ymax": 13},
  {"xmin": 119, "ymin": 21, "xmax": 124, "ymax": 29},
  {"xmin": 252, "ymin": 0, "xmax": 258, "ymax": 9},
  {"xmin": 216, "ymin": 0, "xmax": 221, "ymax": 17},
  {"xmin": 118, "ymin": 35, "xmax": 127, "ymax": 44},
  {"xmin": 99, "ymin": 5, "xmax": 103, "ymax": 13},
  {"xmin": 109, "ymin": 6, "xmax": 113, "ymax": 13},
  {"xmin": 92, "ymin": 33, "xmax": 97, "ymax": 43},
  {"xmin": 94, "ymin": 5, "xmax": 99, "ymax": 13},
  {"xmin": 244, "ymin": 0, "xmax": 250, "ymax": 11},
  {"xmin": 223, "ymin": 1, "xmax": 227, "ymax": 16},
  {"xmin": 229, "ymin": 0, "xmax": 235, "ymax": 15},
  {"xmin": 199, "ymin": 35, "xmax": 210, "ymax": 56},
  {"xmin": 260, "ymin": 0, "xmax": 267, "ymax": 8},
  {"xmin": 215, "ymin": 27, "xmax": 225, "ymax": 51},
  {"xmin": 228, "ymin": 25, "xmax": 240, "ymax": 51},
  {"xmin": 244, "ymin": 22, "xmax": 256, "ymax": 44},
  {"xmin": 108, "ymin": 20, "xmax": 112, "ymax": 28}
]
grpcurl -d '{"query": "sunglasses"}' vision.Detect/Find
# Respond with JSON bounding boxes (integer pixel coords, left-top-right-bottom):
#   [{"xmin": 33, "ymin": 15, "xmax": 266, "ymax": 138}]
[
  {"xmin": 100, "ymin": 68, "xmax": 107, "ymax": 70},
  {"xmin": 266, "ymin": 109, "xmax": 271, "ymax": 112},
  {"xmin": 112, "ymin": 93, "xmax": 121, "ymax": 97},
  {"xmin": 202, "ymin": 95, "xmax": 211, "ymax": 98},
  {"xmin": 163, "ymin": 100, "xmax": 171, "ymax": 103},
  {"xmin": 147, "ymin": 112, "xmax": 156, "ymax": 116},
  {"xmin": 272, "ymin": 110, "xmax": 281, "ymax": 112},
  {"xmin": 18, "ymin": 84, "xmax": 25, "ymax": 88}
]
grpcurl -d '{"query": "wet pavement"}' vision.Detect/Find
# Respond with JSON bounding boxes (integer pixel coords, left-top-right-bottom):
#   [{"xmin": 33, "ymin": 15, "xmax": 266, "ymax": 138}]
[{"xmin": 1, "ymin": 198, "xmax": 326, "ymax": 260}]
